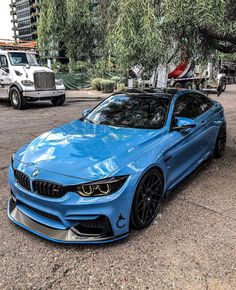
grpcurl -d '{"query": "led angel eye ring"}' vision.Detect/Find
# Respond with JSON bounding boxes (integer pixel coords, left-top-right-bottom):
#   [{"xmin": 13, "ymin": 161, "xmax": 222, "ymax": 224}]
[
  {"xmin": 82, "ymin": 185, "xmax": 93, "ymax": 195},
  {"xmin": 98, "ymin": 184, "xmax": 111, "ymax": 194}
]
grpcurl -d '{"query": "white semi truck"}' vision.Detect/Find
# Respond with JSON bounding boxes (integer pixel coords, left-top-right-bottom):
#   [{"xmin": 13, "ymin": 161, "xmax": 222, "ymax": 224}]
[{"xmin": 0, "ymin": 49, "xmax": 65, "ymax": 109}]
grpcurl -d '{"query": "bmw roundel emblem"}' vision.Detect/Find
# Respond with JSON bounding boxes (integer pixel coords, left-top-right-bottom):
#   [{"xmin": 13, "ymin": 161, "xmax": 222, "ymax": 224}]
[{"xmin": 32, "ymin": 169, "xmax": 40, "ymax": 177}]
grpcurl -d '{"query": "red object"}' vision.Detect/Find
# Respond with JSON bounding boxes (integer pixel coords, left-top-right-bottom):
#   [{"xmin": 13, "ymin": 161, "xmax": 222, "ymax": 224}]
[
  {"xmin": 168, "ymin": 61, "xmax": 189, "ymax": 78},
  {"xmin": 0, "ymin": 40, "xmax": 37, "ymax": 51}
]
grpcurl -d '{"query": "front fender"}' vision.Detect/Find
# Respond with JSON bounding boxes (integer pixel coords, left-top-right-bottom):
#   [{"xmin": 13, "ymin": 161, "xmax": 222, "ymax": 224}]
[{"xmin": 9, "ymin": 82, "xmax": 23, "ymax": 93}]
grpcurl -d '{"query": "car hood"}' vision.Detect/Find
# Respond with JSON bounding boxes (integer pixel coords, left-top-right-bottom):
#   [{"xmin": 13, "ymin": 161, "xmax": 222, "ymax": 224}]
[
  {"xmin": 16, "ymin": 120, "xmax": 163, "ymax": 180},
  {"xmin": 13, "ymin": 65, "xmax": 55, "ymax": 84}
]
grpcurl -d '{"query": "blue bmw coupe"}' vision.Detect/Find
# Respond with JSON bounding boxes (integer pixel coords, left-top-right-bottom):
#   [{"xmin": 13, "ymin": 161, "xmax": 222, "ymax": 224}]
[{"xmin": 8, "ymin": 89, "xmax": 226, "ymax": 243}]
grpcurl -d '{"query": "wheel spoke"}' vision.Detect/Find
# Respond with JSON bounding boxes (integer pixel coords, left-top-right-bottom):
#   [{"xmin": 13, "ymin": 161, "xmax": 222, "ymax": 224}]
[
  {"xmin": 150, "ymin": 179, "xmax": 161, "ymax": 190},
  {"xmin": 137, "ymin": 199, "xmax": 145, "ymax": 209},
  {"xmin": 141, "ymin": 204, "xmax": 147, "ymax": 223},
  {"xmin": 135, "ymin": 172, "xmax": 163, "ymax": 225}
]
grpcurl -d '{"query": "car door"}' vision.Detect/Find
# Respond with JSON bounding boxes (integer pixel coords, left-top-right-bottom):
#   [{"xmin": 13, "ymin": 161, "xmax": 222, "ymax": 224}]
[
  {"xmin": 163, "ymin": 93, "xmax": 210, "ymax": 188},
  {"xmin": 0, "ymin": 55, "xmax": 11, "ymax": 97}
]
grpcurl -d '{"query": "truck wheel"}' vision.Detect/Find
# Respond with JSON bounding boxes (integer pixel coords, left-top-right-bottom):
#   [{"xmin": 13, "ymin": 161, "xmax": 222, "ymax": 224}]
[
  {"xmin": 185, "ymin": 82, "xmax": 193, "ymax": 90},
  {"xmin": 174, "ymin": 82, "xmax": 182, "ymax": 89},
  {"xmin": 198, "ymin": 80, "xmax": 206, "ymax": 90},
  {"xmin": 9, "ymin": 87, "xmax": 27, "ymax": 110},
  {"xmin": 51, "ymin": 95, "xmax": 65, "ymax": 106}
]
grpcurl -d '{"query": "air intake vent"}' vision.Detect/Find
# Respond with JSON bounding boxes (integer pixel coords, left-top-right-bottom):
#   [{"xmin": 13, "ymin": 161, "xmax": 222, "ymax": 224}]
[
  {"xmin": 34, "ymin": 72, "xmax": 55, "ymax": 90},
  {"xmin": 14, "ymin": 170, "xmax": 31, "ymax": 191},
  {"xmin": 32, "ymin": 180, "xmax": 64, "ymax": 198}
]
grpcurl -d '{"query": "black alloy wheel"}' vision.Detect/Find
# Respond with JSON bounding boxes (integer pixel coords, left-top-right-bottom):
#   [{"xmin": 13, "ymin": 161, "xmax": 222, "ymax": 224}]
[
  {"xmin": 214, "ymin": 124, "xmax": 227, "ymax": 158},
  {"xmin": 130, "ymin": 168, "xmax": 164, "ymax": 229}
]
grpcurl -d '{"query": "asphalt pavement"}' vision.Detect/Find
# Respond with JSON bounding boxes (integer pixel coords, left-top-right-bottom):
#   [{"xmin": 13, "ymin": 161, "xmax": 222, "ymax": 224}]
[{"xmin": 0, "ymin": 87, "xmax": 235, "ymax": 289}]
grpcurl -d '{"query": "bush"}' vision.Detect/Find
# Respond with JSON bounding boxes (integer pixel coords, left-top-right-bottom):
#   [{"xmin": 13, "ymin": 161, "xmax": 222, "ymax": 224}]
[
  {"xmin": 100, "ymin": 79, "xmax": 116, "ymax": 93},
  {"xmin": 92, "ymin": 78, "xmax": 103, "ymax": 91},
  {"xmin": 117, "ymin": 83, "xmax": 125, "ymax": 91},
  {"xmin": 111, "ymin": 76, "xmax": 121, "ymax": 83},
  {"xmin": 51, "ymin": 62, "xmax": 69, "ymax": 73},
  {"xmin": 69, "ymin": 61, "xmax": 89, "ymax": 72},
  {"xmin": 111, "ymin": 76, "xmax": 122, "ymax": 89}
]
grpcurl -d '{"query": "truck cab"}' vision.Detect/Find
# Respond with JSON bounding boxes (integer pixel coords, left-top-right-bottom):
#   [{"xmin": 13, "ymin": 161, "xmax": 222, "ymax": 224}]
[{"xmin": 0, "ymin": 49, "xmax": 65, "ymax": 109}]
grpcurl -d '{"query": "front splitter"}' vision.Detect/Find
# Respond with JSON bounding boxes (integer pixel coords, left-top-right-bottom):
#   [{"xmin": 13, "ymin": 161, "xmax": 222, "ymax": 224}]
[{"xmin": 8, "ymin": 198, "xmax": 128, "ymax": 244}]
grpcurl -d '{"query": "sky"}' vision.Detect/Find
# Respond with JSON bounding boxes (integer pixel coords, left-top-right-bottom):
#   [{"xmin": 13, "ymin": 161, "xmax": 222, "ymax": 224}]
[{"xmin": 0, "ymin": 0, "xmax": 13, "ymax": 40}]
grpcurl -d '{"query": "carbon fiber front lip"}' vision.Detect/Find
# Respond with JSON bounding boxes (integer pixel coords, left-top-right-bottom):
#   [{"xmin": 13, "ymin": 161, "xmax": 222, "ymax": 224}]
[{"xmin": 8, "ymin": 198, "xmax": 128, "ymax": 243}]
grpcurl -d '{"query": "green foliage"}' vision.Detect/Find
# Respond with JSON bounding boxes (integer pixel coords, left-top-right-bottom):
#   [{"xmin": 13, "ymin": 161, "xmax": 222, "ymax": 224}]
[
  {"xmin": 111, "ymin": 76, "xmax": 122, "ymax": 83},
  {"xmin": 38, "ymin": 0, "xmax": 236, "ymax": 74},
  {"xmin": 68, "ymin": 61, "xmax": 91, "ymax": 73},
  {"xmin": 108, "ymin": 0, "xmax": 165, "ymax": 70},
  {"xmin": 100, "ymin": 79, "xmax": 116, "ymax": 93},
  {"xmin": 37, "ymin": 0, "xmax": 67, "ymax": 57},
  {"xmin": 51, "ymin": 62, "xmax": 69, "ymax": 73},
  {"xmin": 65, "ymin": 0, "xmax": 93, "ymax": 63},
  {"xmin": 161, "ymin": 0, "xmax": 236, "ymax": 58},
  {"xmin": 117, "ymin": 82, "xmax": 126, "ymax": 91},
  {"xmin": 92, "ymin": 78, "xmax": 103, "ymax": 91}
]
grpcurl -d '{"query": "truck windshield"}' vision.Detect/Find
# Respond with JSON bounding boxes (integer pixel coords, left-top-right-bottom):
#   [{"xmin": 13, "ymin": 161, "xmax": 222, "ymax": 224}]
[{"xmin": 8, "ymin": 52, "xmax": 40, "ymax": 66}]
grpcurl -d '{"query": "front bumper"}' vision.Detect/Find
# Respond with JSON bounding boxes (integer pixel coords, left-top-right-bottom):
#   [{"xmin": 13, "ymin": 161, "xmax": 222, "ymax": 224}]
[
  {"xmin": 23, "ymin": 89, "xmax": 65, "ymax": 99},
  {"xmin": 8, "ymin": 164, "xmax": 136, "ymax": 244},
  {"xmin": 8, "ymin": 198, "xmax": 128, "ymax": 244}
]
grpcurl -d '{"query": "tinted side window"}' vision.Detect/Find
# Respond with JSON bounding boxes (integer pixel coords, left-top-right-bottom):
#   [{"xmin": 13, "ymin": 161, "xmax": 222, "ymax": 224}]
[
  {"xmin": 174, "ymin": 94, "xmax": 202, "ymax": 119},
  {"xmin": 194, "ymin": 94, "xmax": 213, "ymax": 114},
  {"xmin": 0, "ymin": 55, "xmax": 8, "ymax": 67}
]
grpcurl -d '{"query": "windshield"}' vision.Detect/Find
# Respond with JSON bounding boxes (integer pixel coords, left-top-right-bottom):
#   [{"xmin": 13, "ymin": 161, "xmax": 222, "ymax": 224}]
[
  {"xmin": 8, "ymin": 52, "xmax": 40, "ymax": 66},
  {"xmin": 85, "ymin": 95, "xmax": 170, "ymax": 129}
]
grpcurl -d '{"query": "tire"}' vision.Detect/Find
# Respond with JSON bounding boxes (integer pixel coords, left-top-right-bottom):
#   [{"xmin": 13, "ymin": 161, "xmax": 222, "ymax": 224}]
[
  {"xmin": 185, "ymin": 82, "xmax": 193, "ymax": 90},
  {"xmin": 174, "ymin": 82, "xmax": 182, "ymax": 89},
  {"xmin": 51, "ymin": 94, "xmax": 65, "ymax": 106},
  {"xmin": 214, "ymin": 124, "xmax": 227, "ymax": 159},
  {"xmin": 198, "ymin": 80, "xmax": 206, "ymax": 90},
  {"xmin": 130, "ymin": 168, "xmax": 164, "ymax": 229},
  {"xmin": 9, "ymin": 87, "xmax": 27, "ymax": 110}
]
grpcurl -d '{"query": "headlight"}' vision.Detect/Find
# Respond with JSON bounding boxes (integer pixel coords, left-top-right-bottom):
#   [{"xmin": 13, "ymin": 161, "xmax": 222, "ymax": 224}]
[
  {"xmin": 21, "ymin": 80, "xmax": 34, "ymax": 86},
  {"xmin": 74, "ymin": 176, "xmax": 129, "ymax": 197},
  {"xmin": 56, "ymin": 79, "xmax": 64, "ymax": 86},
  {"xmin": 11, "ymin": 154, "xmax": 15, "ymax": 169}
]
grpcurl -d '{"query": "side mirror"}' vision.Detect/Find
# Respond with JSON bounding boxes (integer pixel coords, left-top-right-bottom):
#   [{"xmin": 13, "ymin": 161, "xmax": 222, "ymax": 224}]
[
  {"xmin": 172, "ymin": 117, "xmax": 196, "ymax": 131},
  {"xmin": 82, "ymin": 109, "xmax": 92, "ymax": 118}
]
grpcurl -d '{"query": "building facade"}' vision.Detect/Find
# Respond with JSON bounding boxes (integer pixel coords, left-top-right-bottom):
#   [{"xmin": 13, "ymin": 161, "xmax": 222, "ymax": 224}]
[{"xmin": 10, "ymin": 0, "xmax": 40, "ymax": 42}]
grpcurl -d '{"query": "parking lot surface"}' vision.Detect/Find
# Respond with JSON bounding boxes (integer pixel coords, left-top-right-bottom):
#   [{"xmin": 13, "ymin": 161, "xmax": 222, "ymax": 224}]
[{"xmin": 0, "ymin": 88, "xmax": 236, "ymax": 289}]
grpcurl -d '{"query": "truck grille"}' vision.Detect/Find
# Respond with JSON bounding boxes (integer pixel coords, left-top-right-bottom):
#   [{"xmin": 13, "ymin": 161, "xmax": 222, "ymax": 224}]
[
  {"xmin": 14, "ymin": 170, "xmax": 31, "ymax": 191},
  {"xmin": 32, "ymin": 181, "xmax": 64, "ymax": 198},
  {"xmin": 34, "ymin": 72, "xmax": 55, "ymax": 90}
]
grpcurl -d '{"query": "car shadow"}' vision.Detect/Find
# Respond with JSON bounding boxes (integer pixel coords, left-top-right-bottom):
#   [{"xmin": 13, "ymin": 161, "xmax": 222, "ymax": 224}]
[
  {"xmin": 0, "ymin": 98, "xmax": 11, "ymax": 108},
  {"xmin": 0, "ymin": 98, "xmax": 100, "ymax": 110}
]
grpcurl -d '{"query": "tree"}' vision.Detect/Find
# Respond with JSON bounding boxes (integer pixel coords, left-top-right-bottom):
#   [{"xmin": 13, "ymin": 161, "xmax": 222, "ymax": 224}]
[
  {"xmin": 161, "ymin": 0, "xmax": 236, "ymax": 58},
  {"xmin": 37, "ymin": 0, "xmax": 67, "ymax": 58},
  {"xmin": 65, "ymin": 0, "xmax": 93, "ymax": 63},
  {"xmin": 37, "ymin": 0, "xmax": 236, "ymax": 71},
  {"xmin": 107, "ymin": 0, "xmax": 165, "ymax": 71}
]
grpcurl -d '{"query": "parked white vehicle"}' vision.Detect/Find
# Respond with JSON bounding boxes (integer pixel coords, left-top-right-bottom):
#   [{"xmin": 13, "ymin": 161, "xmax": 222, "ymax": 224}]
[{"xmin": 0, "ymin": 50, "xmax": 65, "ymax": 109}]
